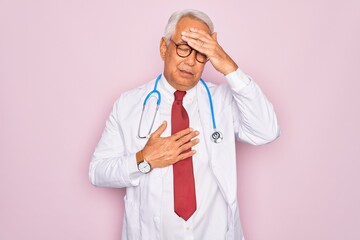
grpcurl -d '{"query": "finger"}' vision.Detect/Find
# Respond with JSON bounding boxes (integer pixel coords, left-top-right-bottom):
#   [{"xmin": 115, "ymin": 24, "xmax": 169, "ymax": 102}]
[
  {"xmin": 182, "ymin": 36, "xmax": 209, "ymax": 51},
  {"xmin": 176, "ymin": 130, "xmax": 200, "ymax": 147},
  {"xmin": 180, "ymin": 31, "xmax": 208, "ymax": 51},
  {"xmin": 186, "ymin": 39, "xmax": 209, "ymax": 54},
  {"xmin": 211, "ymin": 32, "xmax": 218, "ymax": 42},
  {"xmin": 151, "ymin": 121, "xmax": 167, "ymax": 138},
  {"xmin": 177, "ymin": 138, "xmax": 200, "ymax": 153},
  {"xmin": 181, "ymin": 32, "xmax": 211, "ymax": 43},
  {"xmin": 181, "ymin": 28, "xmax": 214, "ymax": 46},
  {"xmin": 189, "ymin": 28, "xmax": 213, "ymax": 40},
  {"xmin": 181, "ymin": 33, "xmax": 214, "ymax": 49},
  {"xmin": 174, "ymin": 150, "xmax": 197, "ymax": 164},
  {"xmin": 170, "ymin": 127, "xmax": 194, "ymax": 141}
]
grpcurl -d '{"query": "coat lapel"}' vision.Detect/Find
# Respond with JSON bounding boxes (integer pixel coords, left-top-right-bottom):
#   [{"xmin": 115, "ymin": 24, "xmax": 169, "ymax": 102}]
[{"xmin": 196, "ymin": 81, "xmax": 216, "ymax": 166}]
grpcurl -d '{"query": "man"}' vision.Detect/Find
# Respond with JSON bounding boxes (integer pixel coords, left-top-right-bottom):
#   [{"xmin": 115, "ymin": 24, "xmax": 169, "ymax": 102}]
[{"xmin": 90, "ymin": 9, "xmax": 279, "ymax": 240}]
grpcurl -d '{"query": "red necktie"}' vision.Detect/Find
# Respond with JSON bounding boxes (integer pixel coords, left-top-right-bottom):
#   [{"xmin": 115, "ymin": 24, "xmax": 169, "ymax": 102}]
[{"xmin": 172, "ymin": 90, "xmax": 197, "ymax": 221}]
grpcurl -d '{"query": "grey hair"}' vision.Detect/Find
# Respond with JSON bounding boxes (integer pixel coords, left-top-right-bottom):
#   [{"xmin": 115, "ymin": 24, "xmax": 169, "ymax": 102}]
[{"xmin": 164, "ymin": 9, "xmax": 214, "ymax": 44}]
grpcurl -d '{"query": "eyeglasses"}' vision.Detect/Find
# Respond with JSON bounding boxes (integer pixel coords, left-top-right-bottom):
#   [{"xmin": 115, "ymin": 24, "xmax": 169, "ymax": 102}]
[{"xmin": 170, "ymin": 39, "xmax": 208, "ymax": 63}]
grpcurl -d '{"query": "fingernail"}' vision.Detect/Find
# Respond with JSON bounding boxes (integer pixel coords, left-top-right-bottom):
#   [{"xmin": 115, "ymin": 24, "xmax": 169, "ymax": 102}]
[
  {"xmin": 190, "ymin": 28, "xmax": 195, "ymax": 31},
  {"xmin": 181, "ymin": 31, "xmax": 186, "ymax": 35},
  {"xmin": 181, "ymin": 35, "xmax": 187, "ymax": 40}
]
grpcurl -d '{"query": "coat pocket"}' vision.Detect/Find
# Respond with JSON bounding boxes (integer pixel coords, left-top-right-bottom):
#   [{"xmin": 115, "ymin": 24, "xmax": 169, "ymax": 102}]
[{"xmin": 124, "ymin": 197, "xmax": 140, "ymax": 240}]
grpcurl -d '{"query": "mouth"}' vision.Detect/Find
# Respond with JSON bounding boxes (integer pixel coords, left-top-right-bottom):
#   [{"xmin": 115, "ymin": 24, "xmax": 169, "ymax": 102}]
[{"xmin": 179, "ymin": 69, "xmax": 195, "ymax": 77}]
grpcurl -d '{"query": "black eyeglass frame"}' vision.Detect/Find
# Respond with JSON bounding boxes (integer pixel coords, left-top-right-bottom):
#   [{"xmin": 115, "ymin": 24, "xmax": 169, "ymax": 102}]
[{"xmin": 170, "ymin": 39, "xmax": 209, "ymax": 64}]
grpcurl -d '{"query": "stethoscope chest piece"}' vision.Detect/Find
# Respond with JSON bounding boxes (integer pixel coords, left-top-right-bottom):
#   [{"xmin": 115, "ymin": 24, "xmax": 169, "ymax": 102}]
[{"xmin": 211, "ymin": 130, "xmax": 223, "ymax": 143}]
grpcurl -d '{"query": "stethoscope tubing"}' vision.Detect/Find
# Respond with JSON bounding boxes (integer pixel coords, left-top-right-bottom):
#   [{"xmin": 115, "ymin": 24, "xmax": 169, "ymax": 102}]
[
  {"xmin": 139, "ymin": 74, "xmax": 222, "ymax": 143},
  {"xmin": 199, "ymin": 78, "xmax": 217, "ymax": 130}
]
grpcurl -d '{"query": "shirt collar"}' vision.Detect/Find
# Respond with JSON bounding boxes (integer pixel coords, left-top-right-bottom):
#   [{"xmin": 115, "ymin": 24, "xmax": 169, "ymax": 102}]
[{"xmin": 159, "ymin": 74, "xmax": 197, "ymax": 104}]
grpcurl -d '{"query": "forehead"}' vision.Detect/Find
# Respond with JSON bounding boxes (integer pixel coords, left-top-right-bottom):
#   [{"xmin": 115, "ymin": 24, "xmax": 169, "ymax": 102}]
[{"xmin": 174, "ymin": 17, "xmax": 210, "ymax": 38}]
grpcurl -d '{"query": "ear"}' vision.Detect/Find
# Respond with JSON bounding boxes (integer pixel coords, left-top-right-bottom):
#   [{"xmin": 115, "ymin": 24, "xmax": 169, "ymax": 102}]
[{"xmin": 160, "ymin": 37, "xmax": 168, "ymax": 61}]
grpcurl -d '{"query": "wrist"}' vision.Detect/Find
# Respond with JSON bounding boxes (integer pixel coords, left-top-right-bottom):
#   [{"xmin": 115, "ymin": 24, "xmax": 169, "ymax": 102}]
[
  {"xmin": 136, "ymin": 150, "xmax": 144, "ymax": 164},
  {"xmin": 222, "ymin": 62, "xmax": 238, "ymax": 76},
  {"xmin": 136, "ymin": 150, "xmax": 152, "ymax": 174}
]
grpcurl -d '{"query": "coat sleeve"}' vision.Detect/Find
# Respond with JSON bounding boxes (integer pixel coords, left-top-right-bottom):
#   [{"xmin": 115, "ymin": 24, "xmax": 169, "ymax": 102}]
[
  {"xmin": 89, "ymin": 95, "xmax": 143, "ymax": 188},
  {"xmin": 226, "ymin": 69, "xmax": 280, "ymax": 145}
]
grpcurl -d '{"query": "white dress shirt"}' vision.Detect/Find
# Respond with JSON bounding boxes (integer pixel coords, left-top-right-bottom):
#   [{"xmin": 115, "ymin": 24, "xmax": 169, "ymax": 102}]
[{"xmin": 155, "ymin": 69, "xmax": 250, "ymax": 240}]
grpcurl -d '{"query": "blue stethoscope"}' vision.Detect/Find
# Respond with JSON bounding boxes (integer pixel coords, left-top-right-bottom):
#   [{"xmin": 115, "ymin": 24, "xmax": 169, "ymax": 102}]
[{"xmin": 137, "ymin": 74, "xmax": 223, "ymax": 143}]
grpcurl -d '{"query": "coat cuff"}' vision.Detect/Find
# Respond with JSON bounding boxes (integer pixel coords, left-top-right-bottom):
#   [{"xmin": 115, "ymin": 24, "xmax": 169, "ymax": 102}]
[
  {"xmin": 127, "ymin": 153, "xmax": 143, "ymax": 185},
  {"xmin": 225, "ymin": 68, "xmax": 251, "ymax": 92}
]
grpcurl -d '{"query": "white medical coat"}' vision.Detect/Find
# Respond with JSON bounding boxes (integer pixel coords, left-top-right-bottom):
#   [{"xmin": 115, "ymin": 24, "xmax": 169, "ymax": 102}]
[{"xmin": 89, "ymin": 73, "xmax": 280, "ymax": 240}]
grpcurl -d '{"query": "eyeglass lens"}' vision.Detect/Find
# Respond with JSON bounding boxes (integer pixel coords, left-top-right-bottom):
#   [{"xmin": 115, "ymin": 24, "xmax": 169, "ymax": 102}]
[{"xmin": 173, "ymin": 40, "xmax": 207, "ymax": 63}]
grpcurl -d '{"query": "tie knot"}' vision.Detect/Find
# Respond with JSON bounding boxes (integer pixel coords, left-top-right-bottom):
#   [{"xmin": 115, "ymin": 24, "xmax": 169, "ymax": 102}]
[{"xmin": 174, "ymin": 90, "xmax": 186, "ymax": 101}]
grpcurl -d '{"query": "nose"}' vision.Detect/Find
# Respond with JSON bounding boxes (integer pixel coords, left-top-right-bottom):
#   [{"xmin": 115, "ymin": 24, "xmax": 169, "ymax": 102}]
[{"xmin": 184, "ymin": 50, "xmax": 196, "ymax": 66}]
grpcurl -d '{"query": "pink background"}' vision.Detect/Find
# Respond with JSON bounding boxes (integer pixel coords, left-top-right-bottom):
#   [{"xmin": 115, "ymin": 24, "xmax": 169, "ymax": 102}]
[{"xmin": 1, "ymin": 0, "xmax": 359, "ymax": 239}]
